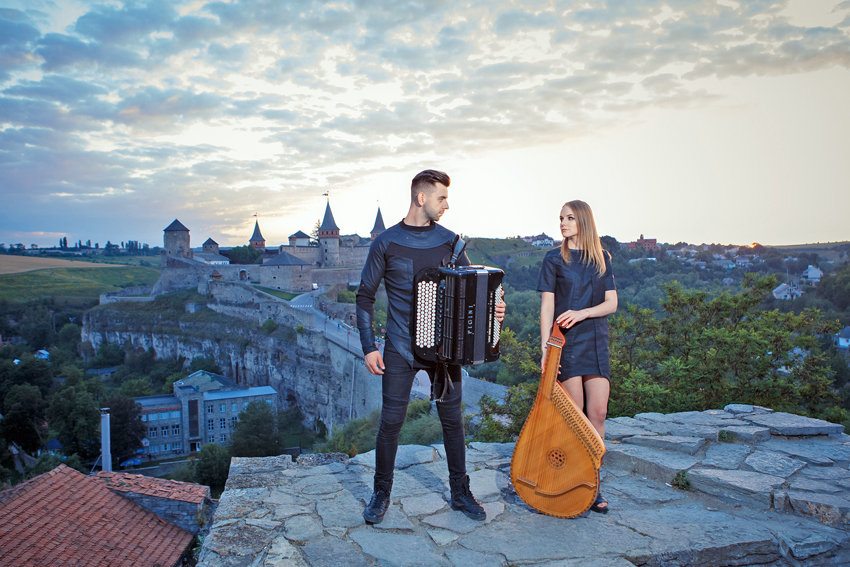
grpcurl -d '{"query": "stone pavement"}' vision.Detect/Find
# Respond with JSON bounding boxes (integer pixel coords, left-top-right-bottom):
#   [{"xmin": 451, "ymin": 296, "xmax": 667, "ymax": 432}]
[{"xmin": 197, "ymin": 405, "xmax": 850, "ymax": 566}]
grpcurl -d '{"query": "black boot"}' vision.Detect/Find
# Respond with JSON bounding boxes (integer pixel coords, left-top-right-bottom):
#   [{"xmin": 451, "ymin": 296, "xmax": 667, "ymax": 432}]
[
  {"xmin": 363, "ymin": 480, "xmax": 392, "ymax": 524},
  {"xmin": 450, "ymin": 475, "xmax": 486, "ymax": 521}
]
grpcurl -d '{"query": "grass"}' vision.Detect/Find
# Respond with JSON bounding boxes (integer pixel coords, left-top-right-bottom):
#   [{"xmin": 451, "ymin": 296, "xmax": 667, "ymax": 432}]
[
  {"xmin": 252, "ymin": 285, "xmax": 299, "ymax": 301},
  {"xmin": 0, "ymin": 266, "xmax": 162, "ymax": 303},
  {"xmin": 466, "ymin": 238, "xmax": 549, "ymax": 269}
]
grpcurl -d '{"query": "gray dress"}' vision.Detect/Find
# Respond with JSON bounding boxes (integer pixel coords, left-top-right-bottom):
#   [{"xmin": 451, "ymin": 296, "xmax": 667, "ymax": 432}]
[{"xmin": 537, "ymin": 248, "xmax": 616, "ymax": 381}]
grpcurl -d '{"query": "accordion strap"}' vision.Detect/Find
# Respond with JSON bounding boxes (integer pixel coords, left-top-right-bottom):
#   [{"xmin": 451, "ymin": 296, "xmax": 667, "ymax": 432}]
[
  {"xmin": 449, "ymin": 236, "xmax": 466, "ymax": 267},
  {"xmin": 432, "ymin": 362, "xmax": 454, "ymax": 402}
]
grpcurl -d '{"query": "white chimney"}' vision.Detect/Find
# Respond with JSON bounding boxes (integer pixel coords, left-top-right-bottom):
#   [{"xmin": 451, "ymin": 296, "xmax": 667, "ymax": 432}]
[{"xmin": 100, "ymin": 408, "xmax": 112, "ymax": 472}]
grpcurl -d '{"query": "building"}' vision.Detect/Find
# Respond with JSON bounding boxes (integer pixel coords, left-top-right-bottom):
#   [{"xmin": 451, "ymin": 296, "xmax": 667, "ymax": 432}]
[
  {"xmin": 249, "ymin": 220, "xmax": 266, "ymax": 251},
  {"xmin": 802, "ymin": 265, "xmax": 823, "ymax": 284},
  {"xmin": 261, "ymin": 251, "xmax": 313, "ymax": 292},
  {"xmin": 772, "ymin": 282, "xmax": 804, "ymax": 300},
  {"xmin": 195, "ymin": 238, "xmax": 230, "ymax": 265},
  {"xmin": 0, "ymin": 465, "xmax": 194, "ymax": 567},
  {"xmin": 288, "ymin": 230, "xmax": 311, "ymax": 247},
  {"xmin": 635, "ymin": 234, "xmax": 659, "ymax": 251},
  {"xmin": 371, "ymin": 207, "xmax": 386, "ymax": 240},
  {"xmin": 836, "ymin": 326, "xmax": 850, "ymax": 350},
  {"xmin": 134, "ymin": 370, "xmax": 277, "ymax": 457}
]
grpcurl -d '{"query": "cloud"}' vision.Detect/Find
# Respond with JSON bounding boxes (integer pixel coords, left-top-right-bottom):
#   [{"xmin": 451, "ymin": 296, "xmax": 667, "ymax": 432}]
[{"xmin": 1, "ymin": 0, "xmax": 849, "ymax": 245}]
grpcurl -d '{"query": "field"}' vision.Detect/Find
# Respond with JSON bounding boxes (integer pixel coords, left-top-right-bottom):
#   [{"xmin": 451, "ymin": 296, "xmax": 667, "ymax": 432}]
[
  {"xmin": 466, "ymin": 238, "xmax": 549, "ymax": 268},
  {"xmin": 0, "ymin": 265, "xmax": 162, "ymax": 304}
]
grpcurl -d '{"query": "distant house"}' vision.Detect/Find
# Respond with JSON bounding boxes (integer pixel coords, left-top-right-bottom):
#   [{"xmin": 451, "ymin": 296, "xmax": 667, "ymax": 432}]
[
  {"xmin": 0, "ymin": 465, "xmax": 194, "ymax": 567},
  {"xmin": 288, "ymin": 230, "xmax": 312, "ymax": 247},
  {"xmin": 735, "ymin": 255, "xmax": 752, "ymax": 267},
  {"xmin": 801, "ymin": 265, "xmax": 823, "ymax": 284},
  {"xmin": 836, "ymin": 326, "xmax": 850, "ymax": 350},
  {"xmin": 526, "ymin": 233, "xmax": 554, "ymax": 248},
  {"xmin": 86, "ymin": 366, "xmax": 118, "ymax": 380},
  {"xmin": 34, "ymin": 349, "xmax": 50, "ymax": 360},
  {"xmin": 713, "ymin": 259, "xmax": 735, "ymax": 270},
  {"xmin": 772, "ymin": 282, "xmax": 804, "ymax": 300}
]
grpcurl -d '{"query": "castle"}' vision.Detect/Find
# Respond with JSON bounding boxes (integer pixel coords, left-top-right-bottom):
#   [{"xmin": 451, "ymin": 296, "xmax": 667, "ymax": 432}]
[{"xmin": 152, "ymin": 202, "xmax": 386, "ymax": 295}]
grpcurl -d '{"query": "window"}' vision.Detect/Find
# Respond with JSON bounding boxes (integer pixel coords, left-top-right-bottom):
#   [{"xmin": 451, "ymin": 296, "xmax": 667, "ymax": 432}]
[
  {"xmin": 161, "ymin": 426, "xmax": 169, "ymax": 436},
  {"xmin": 231, "ymin": 416, "xmax": 238, "ymax": 427},
  {"xmin": 173, "ymin": 441, "xmax": 182, "ymax": 451},
  {"xmin": 207, "ymin": 405, "xmax": 214, "ymax": 414},
  {"xmin": 162, "ymin": 443, "xmax": 169, "ymax": 451},
  {"xmin": 209, "ymin": 434, "xmax": 215, "ymax": 443},
  {"xmin": 170, "ymin": 411, "xmax": 180, "ymax": 419},
  {"xmin": 149, "ymin": 428, "xmax": 157, "ymax": 438},
  {"xmin": 172, "ymin": 424, "xmax": 180, "ymax": 436},
  {"xmin": 220, "ymin": 403, "xmax": 226, "ymax": 413},
  {"xmin": 149, "ymin": 413, "xmax": 158, "ymax": 421},
  {"xmin": 208, "ymin": 419, "xmax": 214, "ymax": 431},
  {"xmin": 220, "ymin": 418, "xmax": 227, "ymax": 430},
  {"xmin": 141, "ymin": 414, "xmax": 147, "ymax": 422},
  {"xmin": 220, "ymin": 434, "xmax": 227, "ymax": 442},
  {"xmin": 231, "ymin": 403, "xmax": 237, "ymax": 411}
]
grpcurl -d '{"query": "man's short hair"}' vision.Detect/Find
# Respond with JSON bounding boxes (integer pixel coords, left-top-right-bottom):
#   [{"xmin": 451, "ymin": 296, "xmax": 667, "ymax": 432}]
[{"xmin": 411, "ymin": 169, "xmax": 450, "ymax": 202}]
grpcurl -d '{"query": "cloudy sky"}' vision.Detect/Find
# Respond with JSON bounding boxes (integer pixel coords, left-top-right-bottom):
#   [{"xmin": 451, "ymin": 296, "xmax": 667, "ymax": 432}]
[{"xmin": 1, "ymin": 0, "xmax": 848, "ymax": 249}]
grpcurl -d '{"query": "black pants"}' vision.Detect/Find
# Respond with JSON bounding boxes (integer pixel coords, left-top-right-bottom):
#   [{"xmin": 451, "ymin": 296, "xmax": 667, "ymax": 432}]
[{"xmin": 374, "ymin": 343, "xmax": 466, "ymax": 485}]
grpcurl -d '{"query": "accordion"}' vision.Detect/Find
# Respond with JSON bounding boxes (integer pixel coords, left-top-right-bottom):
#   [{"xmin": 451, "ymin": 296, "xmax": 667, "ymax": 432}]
[{"xmin": 412, "ymin": 265, "xmax": 504, "ymax": 366}]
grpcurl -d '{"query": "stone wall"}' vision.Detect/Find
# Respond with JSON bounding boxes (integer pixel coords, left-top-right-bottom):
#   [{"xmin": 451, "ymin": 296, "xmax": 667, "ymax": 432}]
[
  {"xmin": 259, "ymin": 264, "xmax": 313, "ymax": 292},
  {"xmin": 100, "ymin": 286, "xmax": 155, "ymax": 305},
  {"xmin": 112, "ymin": 490, "xmax": 209, "ymax": 534}
]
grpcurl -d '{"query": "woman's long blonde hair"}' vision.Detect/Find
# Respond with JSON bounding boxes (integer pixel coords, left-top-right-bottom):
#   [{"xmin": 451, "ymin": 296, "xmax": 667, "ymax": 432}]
[{"xmin": 560, "ymin": 200, "xmax": 607, "ymax": 277}]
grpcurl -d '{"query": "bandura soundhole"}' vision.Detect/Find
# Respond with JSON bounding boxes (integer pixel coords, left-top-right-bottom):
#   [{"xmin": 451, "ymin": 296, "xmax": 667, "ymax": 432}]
[{"xmin": 547, "ymin": 448, "xmax": 566, "ymax": 468}]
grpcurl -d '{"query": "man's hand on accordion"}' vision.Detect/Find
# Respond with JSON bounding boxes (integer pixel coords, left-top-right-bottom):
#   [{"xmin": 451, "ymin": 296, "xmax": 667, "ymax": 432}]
[
  {"xmin": 495, "ymin": 289, "xmax": 506, "ymax": 324},
  {"xmin": 365, "ymin": 350, "xmax": 385, "ymax": 375}
]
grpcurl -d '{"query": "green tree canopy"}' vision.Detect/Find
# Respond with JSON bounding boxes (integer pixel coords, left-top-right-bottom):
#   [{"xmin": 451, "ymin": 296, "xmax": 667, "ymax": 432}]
[
  {"xmin": 0, "ymin": 383, "xmax": 46, "ymax": 453},
  {"xmin": 47, "ymin": 386, "xmax": 101, "ymax": 460},
  {"xmin": 226, "ymin": 245, "xmax": 262, "ymax": 265},
  {"xmin": 195, "ymin": 443, "xmax": 231, "ymax": 489},
  {"xmin": 104, "ymin": 394, "xmax": 145, "ymax": 467},
  {"xmin": 231, "ymin": 401, "xmax": 283, "ymax": 457}
]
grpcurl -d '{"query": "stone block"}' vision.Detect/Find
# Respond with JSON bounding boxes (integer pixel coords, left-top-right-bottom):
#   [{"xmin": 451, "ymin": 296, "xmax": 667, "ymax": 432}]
[
  {"xmin": 702, "ymin": 444, "xmax": 751, "ymax": 470},
  {"xmin": 468, "ymin": 441, "xmax": 514, "ymax": 457},
  {"xmin": 724, "ymin": 403, "xmax": 772, "ymax": 414},
  {"xmin": 789, "ymin": 478, "xmax": 842, "ymax": 494},
  {"xmin": 618, "ymin": 504, "xmax": 780, "ymax": 567},
  {"xmin": 444, "ymin": 549, "xmax": 505, "ymax": 567},
  {"xmin": 283, "ymin": 514, "xmax": 323, "ymax": 544},
  {"xmin": 744, "ymin": 412, "xmax": 844, "ymax": 436},
  {"xmin": 350, "ymin": 532, "xmax": 450, "ymax": 566},
  {"xmin": 316, "ymin": 491, "xmax": 363, "ymax": 528},
  {"xmin": 760, "ymin": 438, "xmax": 850, "ymax": 467},
  {"xmin": 634, "ymin": 412, "xmax": 671, "ymax": 423},
  {"xmin": 608, "ymin": 416, "xmax": 646, "ymax": 428},
  {"xmin": 800, "ymin": 466, "xmax": 850, "ymax": 480},
  {"xmin": 467, "ymin": 468, "xmax": 508, "ymax": 502},
  {"xmin": 605, "ymin": 422, "xmax": 653, "ymax": 440},
  {"xmin": 603, "ymin": 476, "xmax": 688, "ymax": 506},
  {"xmin": 372, "ymin": 504, "xmax": 414, "ymax": 531},
  {"xmin": 427, "ymin": 528, "xmax": 460, "ymax": 546},
  {"xmin": 603, "ymin": 442, "xmax": 698, "ymax": 483},
  {"xmin": 622, "ymin": 435, "xmax": 706, "ymax": 455},
  {"xmin": 687, "ymin": 468, "xmax": 785, "ymax": 509},
  {"xmin": 787, "ymin": 491, "xmax": 850, "ymax": 526},
  {"xmin": 741, "ymin": 450, "xmax": 806, "ymax": 478},
  {"xmin": 719, "ymin": 426, "xmax": 771, "ymax": 443},
  {"xmin": 421, "ymin": 501, "xmax": 504, "ymax": 534},
  {"xmin": 300, "ymin": 537, "xmax": 370, "ymax": 567},
  {"xmin": 401, "ymin": 493, "xmax": 448, "ymax": 517},
  {"xmin": 263, "ymin": 537, "xmax": 308, "ymax": 567}
]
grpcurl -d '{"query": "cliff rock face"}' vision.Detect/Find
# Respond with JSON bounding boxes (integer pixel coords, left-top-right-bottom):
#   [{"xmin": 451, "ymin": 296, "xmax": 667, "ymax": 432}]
[{"xmin": 81, "ymin": 308, "xmax": 382, "ymax": 431}]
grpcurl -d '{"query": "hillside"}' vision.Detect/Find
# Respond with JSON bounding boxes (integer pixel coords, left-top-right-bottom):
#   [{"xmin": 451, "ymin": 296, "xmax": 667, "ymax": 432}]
[
  {"xmin": 0, "ymin": 266, "xmax": 161, "ymax": 304},
  {"xmin": 465, "ymin": 238, "xmax": 550, "ymax": 268}
]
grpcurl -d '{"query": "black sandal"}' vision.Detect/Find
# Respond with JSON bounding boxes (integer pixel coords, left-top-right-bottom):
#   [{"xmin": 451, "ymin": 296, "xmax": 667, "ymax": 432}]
[{"xmin": 590, "ymin": 493, "xmax": 609, "ymax": 514}]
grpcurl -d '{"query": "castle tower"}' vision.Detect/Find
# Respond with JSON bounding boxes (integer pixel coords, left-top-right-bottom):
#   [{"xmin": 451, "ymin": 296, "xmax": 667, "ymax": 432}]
[
  {"xmin": 250, "ymin": 220, "xmax": 266, "ymax": 251},
  {"xmin": 370, "ymin": 207, "xmax": 386, "ymax": 240},
  {"xmin": 318, "ymin": 201, "xmax": 340, "ymax": 267},
  {"xmin": 162, "ymin": 219, "xmax": 192, "ymax": 267},
  {"xmin": 202, "ymin": 238, "xmax": 219, "ymax": 254}
]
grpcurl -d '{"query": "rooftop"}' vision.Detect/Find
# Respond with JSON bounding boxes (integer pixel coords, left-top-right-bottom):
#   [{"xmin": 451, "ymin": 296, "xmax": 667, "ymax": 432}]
[
  {"xmin": 203, "ymin": 385, "xmax": 276, "ymax": 401},
  {"xmin": 164, "ymin": 219, "xmax": 189, "ymax": 232},
  {"xmin": 0, "ymin": 465, "xmax": 193, "ymax": 567},
  {"xmin": 135, "ymin": 394, "xmax": 179, "ymax": 408},
  {"xmin": 263, "ymin": 251, "xmax": 311, "ymax": 267},
  {"xmin": 93, "ymin": 471, "xmax": 210, "ymax": 504}
]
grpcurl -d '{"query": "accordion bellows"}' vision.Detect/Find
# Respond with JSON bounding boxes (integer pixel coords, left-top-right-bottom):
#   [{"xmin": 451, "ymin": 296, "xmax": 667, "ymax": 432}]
[{"xmin": 412, "ymin": 265, "xmax": 504, "ymax": 366}]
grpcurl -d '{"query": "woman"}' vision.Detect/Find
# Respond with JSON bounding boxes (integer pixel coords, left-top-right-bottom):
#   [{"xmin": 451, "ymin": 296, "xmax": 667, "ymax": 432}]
[{"xmin": 537, "ymin": 200, "xmax": 618, "ymax": 514}]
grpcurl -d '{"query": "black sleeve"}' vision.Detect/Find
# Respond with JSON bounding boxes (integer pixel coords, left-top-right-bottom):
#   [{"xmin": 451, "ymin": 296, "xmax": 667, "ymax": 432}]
[
  {"xmin": 537, "ymin": 253, "xmax": 557, "ymax": 293},
  {"xmin": 356, "ymin": 238, "xmax": 386, "ymax": 356},
  {"xmin": 604, "ymin": 252, "xmax": 616, "ymax": 291}
]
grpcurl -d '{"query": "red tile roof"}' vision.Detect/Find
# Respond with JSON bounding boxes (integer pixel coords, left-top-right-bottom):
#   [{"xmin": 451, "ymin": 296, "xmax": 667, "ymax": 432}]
[
  {"xmin": 93, "ymin": 471, "xmax": 210, "ymax": 504},
  {"xmin": 0, "ymin": 465, "xmax": 193, "ymax": 567}
]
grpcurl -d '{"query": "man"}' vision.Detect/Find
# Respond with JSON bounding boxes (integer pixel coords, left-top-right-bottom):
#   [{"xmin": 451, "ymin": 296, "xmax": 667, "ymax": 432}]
[{"xmin": 356, "ymin": 169, "xmax": 506, "ymax": 524}]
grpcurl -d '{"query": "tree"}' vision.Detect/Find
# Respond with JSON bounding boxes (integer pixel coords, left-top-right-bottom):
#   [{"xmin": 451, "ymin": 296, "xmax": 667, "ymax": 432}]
[
  {"xmin": 225, "ymin": 245, "xmax": 262, "ymax": 265},
  {"xmin": 475, "ymin": 382, "xmax": 539, "ymax": 442},
  {"xmin": 231, "ymin": 401, "xmax": 283, "ymax": 457},
  {"xmin": 0, "ymin": 384, "xmax": 47, "ymax": 453},
  {"xmin": 104, "ymin": 394, "xmax": 145, "ymax": 468},
  {"xmin": 119, "ymin": 377, "xmax": 154, "ymax": 397},
  {"xmin": 195, "ymin": 443, "xmax": 231, "ymax": 489},
  {"xmin": 494, "ymin": 328, "xmax": 541, "ymax": 387},
  {"xmin": 57, "ymin": 323, "xmax": 81, "ymax": 351},
  {"xmin": 189, "ymin": 356, "xmax": 222, "ymax": 375},
  {"xmin": 47, "ymin": 386, "xmax": 100, "ymax": 461}
]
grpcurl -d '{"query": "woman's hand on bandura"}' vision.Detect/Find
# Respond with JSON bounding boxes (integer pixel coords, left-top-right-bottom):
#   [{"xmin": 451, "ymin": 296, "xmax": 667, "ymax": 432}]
[{"xmin": 555, "ymin": 309, "xmax": 589, "ymax": 329}]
